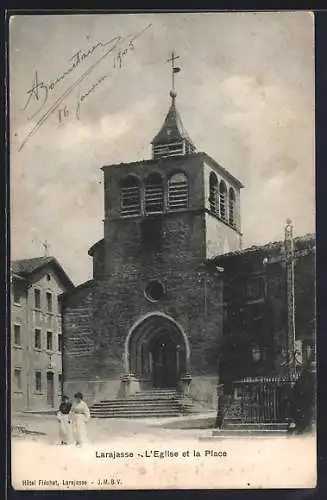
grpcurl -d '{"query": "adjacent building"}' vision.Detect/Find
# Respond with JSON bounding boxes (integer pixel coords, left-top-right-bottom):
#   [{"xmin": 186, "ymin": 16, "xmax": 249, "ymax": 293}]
[
  {"xmin": 11, "ymin": 257, "xmax": 74, "ymax": 411},
  {"xmin": 211, "ymin": 233, "xmax": 316, "ymax": 394}
]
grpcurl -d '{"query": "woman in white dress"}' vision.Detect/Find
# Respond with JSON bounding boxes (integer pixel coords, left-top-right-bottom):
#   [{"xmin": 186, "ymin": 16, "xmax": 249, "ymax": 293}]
[{"xmin": 69, "ymin": 392, "xmax": 91, "ymax": 446}]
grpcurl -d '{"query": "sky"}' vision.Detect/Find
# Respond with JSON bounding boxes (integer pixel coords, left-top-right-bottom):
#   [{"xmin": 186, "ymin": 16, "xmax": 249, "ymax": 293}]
[{"xmin": 9, "ymin": 12, "xmax": 315, "ymax": 285}]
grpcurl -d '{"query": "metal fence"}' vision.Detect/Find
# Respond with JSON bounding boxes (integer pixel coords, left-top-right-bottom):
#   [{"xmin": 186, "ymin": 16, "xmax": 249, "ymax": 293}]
[{"xmin": 227, "ymin": 375, "xmax": 299, "ymax": 423}]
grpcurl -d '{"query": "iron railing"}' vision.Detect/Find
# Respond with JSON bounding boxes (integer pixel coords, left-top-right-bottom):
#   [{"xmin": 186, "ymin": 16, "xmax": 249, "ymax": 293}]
[{"xmin": 224, "ymin": 375, "xmax": 299, "ymax": 424}]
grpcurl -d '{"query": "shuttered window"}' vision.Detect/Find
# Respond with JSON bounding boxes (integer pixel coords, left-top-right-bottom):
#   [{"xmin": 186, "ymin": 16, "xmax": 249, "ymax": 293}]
[
  {"xmin": 153, "ymin": 142, "xmax": 184, "ymax": 160},
  {"xmin": 168, "ymin": 173, "xmax": 188, "ymax": 210},
  {"xmin": 209, "ymin": 172, "xmax": 219, "ymax": 216},
  {"xmin": 145, "ymin": 173, "xmax": 164, "ymax": 214},
  {"xmin": 229, "ymin": 187, "xmax": 236, "ymax": 228},
  {"xmin": 120, "ymin": 175, "xmax": 141, "ymax": 217},
  {"xmin": 219, "ymin": 180, "xmax": 227, "ymax": 222}
]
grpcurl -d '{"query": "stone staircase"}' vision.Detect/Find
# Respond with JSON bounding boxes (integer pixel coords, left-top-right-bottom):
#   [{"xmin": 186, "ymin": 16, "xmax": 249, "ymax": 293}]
[
  {"xmin": 90, "ymin": 389, "xmax": 195, "ymax": 419},
  {"xmin": 212, "ymin": 421, "xmax": 290, "ymax": 437}
]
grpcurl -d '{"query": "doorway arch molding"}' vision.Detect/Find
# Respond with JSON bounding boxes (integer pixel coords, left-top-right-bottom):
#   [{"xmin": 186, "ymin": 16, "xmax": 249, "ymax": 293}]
[{"xmin": 124, "ymin": 312, "xmax": 191, "ymax": 375}]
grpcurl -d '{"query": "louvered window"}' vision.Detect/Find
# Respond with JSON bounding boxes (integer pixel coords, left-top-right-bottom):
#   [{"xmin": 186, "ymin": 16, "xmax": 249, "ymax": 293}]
[
  {"xmin": 229, "ymin": 187, "xmax": 236, "ymax": 228},
  {"xmin": 168, "ymin": 173, "xmax": 188, "ymax": 210},
  {"xmin": 219, "ymin": 180, "xmax": 227, "ymax": 222},
  {"xmin": 145, "ymin": 173, "xmax": 164, "ymax": 214},
  {"xmin": 153, "ymin": 142, "xmax": 184, "ymax": 160},
  {"xmin": 209, "ymin": 172, "xmax": 219, "ymax": 216},
  {"xmin": 120, "ymin": 175, "xmax": 141, "ymax": 217}
]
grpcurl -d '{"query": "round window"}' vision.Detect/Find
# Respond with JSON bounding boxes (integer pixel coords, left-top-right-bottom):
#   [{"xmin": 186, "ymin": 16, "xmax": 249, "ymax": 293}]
[{"xmin": 145, "ymin": 280, "xmax": 165, "ymax": 302}]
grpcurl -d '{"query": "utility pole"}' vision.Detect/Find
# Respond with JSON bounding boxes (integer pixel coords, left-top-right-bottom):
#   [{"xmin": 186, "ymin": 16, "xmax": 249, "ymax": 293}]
[{"xmin": 284, "ymin": 219, "xmax": 296, "ymax": 378}]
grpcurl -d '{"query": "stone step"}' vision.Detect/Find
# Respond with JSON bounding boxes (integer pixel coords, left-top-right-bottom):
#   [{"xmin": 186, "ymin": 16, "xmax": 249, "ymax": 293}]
[
  {"xmin": 91, "ymin": 403, "xmax": 179, "ymax": 411},
  {"xmin": 135, "ymin": 389, "xmax": 177, "ymax": 392},
  {"xmin": 211, "ymin": 429, "xmax": 289, "ymax": 437},
  {"xmin": 131, "ymin": 393, "xmax": 178, "ymax": 398},
  {"xmin": 91, "ymin": 405, "xmax": 193, "ymax": 415},
  {"xmin": 94, "ymin": 401, "xmax": 181, "ymax": 407},
  {"xmin": 94, "ymin": 399, "xmax": 193, "ymax": 408},
  {"xmin": 94, "ymin": 398, "xmax": 183, "ymax": 405},
  {"xmin": 98, "ymin": 397, "xmax": 180, "ymax": 403},
  {"xmin": 210, "ymin": 421, "xmax": 291, "ymax": 436},
  {"xmin": 127, "ymin": 396, "xmax": 178, "ymax": 400},
  {"xmin": 91, "ymin": 406, "xmax": 183, "ymax": 415},
  {"xmin": 92, "ymin": 412, "xmax": 181, "ymax": 419},
  {"xmin": 222, "ymin": 422, "xmax": 289, "ymax": 431},
  {"xmin": 91, "ymin": 410, "xmax": 182, "ymax": 416},
  {"xmin": 200, "ymin": 430, "xmax": 290, "ymax": 440},
  {"xmin": 90, "ymin": 389, "xmax": 196, "ymax": 419},
  {"xmin": 90, "ymin": 412, "xmax": 189, "ymax": 419}
]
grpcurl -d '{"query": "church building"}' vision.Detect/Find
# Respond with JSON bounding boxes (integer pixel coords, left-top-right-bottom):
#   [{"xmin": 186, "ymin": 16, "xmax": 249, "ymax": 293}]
[{"xmin": 61, "ymin": 63, "xmax": 315, "ymax": 413}]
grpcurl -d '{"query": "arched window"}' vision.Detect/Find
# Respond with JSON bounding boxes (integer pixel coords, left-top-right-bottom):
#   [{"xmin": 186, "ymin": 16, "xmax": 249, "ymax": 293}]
[
  {"xmin": 219, "ymin": 180, "xmax": 227, "ymax": 222},
  {"xmin": 229, "ymin": 187, "xmax": 236, "ymax": 228},
  {"xmin": 209, "ymin": 172, "xmax": 219, "ymax": 216},
  {"xmin": 168, "ymin": 172, "xmax": 188, "ymax": 210},
  {"xmin": 120, "ymin": 175, "xmax": 141, "ymax": 217},
  {"xmin": 145, "ymin": 172, "xmax": 164, "ymax": 214}
]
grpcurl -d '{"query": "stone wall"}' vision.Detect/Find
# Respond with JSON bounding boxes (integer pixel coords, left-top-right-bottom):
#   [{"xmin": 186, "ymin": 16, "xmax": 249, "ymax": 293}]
[
  {"xmin": 62, "ymin": 281, "xmax": 94, "ymax": 381},
  {"xmin": 63, "ymin": 210, "xmax": 225, "ymax": 405}
]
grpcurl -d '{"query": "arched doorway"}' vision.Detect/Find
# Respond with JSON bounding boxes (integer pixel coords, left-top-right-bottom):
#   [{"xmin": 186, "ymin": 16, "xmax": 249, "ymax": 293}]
[{"xmin": 126, "ymin": 314, "xmax": 189, "ymax": 389}]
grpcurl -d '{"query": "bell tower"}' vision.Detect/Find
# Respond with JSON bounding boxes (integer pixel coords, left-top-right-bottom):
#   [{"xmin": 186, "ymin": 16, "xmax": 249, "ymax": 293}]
[
  {"xmin": 69, "ymin": 51, "xmax": 244, "ymax": 405},
  {"xmin": 96, "ymin": 51, "xmax": 243, "ymax": 276}
]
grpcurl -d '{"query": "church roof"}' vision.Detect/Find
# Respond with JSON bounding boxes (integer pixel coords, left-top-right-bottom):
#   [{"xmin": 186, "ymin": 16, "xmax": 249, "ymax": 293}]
[
  {"xmin": 101, "ymin": 152, "xmax": 243, "ymax": 189},
  {"xmin": 60, "ymin": 279, "xmax": 94, "ymax": 300},
  {"xmin": 12, "ymin": 256, "xmax": 54, "ymax": 275},
  {"xmin": 207, "ymin": 233, "xmax": 315, "ymax": 264},
  {"xmin": 151, "ymin": 94, "xmax": 195, "ymax": 148},
  {"xmin": 11, "ymin": 256, "xmax": 75, "ymax": 289},
  {"xmin": 201, "ymin": 152, "xmax": 244, "ymax": 188}
]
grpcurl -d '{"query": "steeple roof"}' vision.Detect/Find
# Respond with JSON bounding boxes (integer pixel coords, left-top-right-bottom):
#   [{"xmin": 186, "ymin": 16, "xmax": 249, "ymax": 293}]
[
  {"xmin": 151, "ymin": 91, "xmax": 196, "ymax": 160},
  {"xmin": 151, "ymin": 92, "xmax": 195, "ymax": 147}
]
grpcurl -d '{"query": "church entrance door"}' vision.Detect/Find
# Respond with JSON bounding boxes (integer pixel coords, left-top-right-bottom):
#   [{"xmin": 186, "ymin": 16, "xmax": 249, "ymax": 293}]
[
  {"xmin": 151, "ymin": 334, "xmax": 178, "ymax": 388},
  {"xmin": 127, "ymin": 314, "xmax": 189, "ymax": 389}
]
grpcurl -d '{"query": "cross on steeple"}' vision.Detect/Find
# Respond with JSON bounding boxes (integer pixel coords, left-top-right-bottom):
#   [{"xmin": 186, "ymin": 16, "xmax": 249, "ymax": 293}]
[
  {"xmin": 151, "ymin": 51, "xmax": 196, "ymax": 159},
  {"xmin": 42, "ymin": 240, "xmax": 49, "ymax": 256},
  {"xmin": 166, "ymin": 51, "xmax": 181, "ymax": 93}
]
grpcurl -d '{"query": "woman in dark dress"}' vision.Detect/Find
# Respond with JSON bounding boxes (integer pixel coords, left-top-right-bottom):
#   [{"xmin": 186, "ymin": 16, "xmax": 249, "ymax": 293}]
[{"xmin": 57, "ymin": 395, "xmax": 72, "ymax": 445}]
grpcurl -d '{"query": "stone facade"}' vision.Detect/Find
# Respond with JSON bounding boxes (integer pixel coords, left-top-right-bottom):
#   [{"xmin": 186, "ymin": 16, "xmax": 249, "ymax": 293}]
[{"xmin": 62, "ymin": 151, "xmax": 242, "ymax": 408}]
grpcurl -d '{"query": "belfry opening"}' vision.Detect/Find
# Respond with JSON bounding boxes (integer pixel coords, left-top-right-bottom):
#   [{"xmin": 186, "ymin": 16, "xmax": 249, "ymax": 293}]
[{"xmin": 126, "ymin": 314, "xmax": 189, "ymax": 389}]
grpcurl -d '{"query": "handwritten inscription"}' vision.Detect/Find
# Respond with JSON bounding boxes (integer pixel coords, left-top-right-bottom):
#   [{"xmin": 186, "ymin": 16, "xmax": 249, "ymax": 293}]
[
  {"xmin": 58, "ymin": 106, "xmax": 70, "ymax": 123},
  {"xmin": 18, "ymin": 23, "xmax": 152, "ymax": 151},
  {"xmin": 24, "ymin": 36, "xmax": 135, "ymax": 119},
  {"xmin": 75, "ymin": 74, "xmax": 109, "ymax": 121}
]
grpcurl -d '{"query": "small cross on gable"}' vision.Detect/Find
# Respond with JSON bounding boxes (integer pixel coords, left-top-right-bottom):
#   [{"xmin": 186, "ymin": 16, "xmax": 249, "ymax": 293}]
[{"xmin": 43, "ymin": 240, "xmax": 49, "ymax": 256}]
